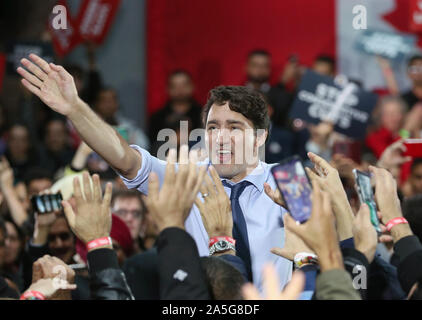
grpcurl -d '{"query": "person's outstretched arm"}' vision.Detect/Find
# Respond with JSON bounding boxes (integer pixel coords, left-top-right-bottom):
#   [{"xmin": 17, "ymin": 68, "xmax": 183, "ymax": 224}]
[{"xmin": 17, "ymin": 54, "xmax": 141, "ymax": 180}]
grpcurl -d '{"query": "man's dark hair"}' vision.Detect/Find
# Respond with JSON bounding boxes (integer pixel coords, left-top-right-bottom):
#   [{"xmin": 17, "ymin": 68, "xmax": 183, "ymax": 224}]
[
  {"xmin": 23, "ymin": 167, "xmax": 53, "ymax": 188},
  {"xmin": 248, "ymin": 49, "xmax": 270, "ymax": 59},
  {"xmin": 408, "ymin": 55, "xmax": 422, "ymax": 67},
  {"xmin": 111, "ymin": 189, "xmax": 147, "ymax": 213},
  {"xmin": 411, "ymin": 158, "xmax": 422, "ymax": 173},
  {"xmin": 202, "ymin": 86, "xmax": 270, "ymax": 132},
  {"xmin": 200, "ymin": 257, "xmax": 246, "ymax": 300},
  {"xmin": 314, "ymin": 54, "xmax": 335, "ymax": 68},
  {"xmin": 403, "ymin": 195, "xmax": 422, "ymax": 242}
]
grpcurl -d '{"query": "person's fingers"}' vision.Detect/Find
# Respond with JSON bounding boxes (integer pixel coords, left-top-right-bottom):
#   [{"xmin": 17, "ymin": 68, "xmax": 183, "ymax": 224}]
[
  {"xmin": 305, "ymin": 167, "xmax": 322, "ymax": 184},
  {"xmin": 176, "ymin": 145, "xmax": 189, "ymax": 188},
  {"xmin": 242, "ymin": 283, "xmax": 261, "ymax": 300},
  {"xmin": 308, "ymin": 152, "xmax": 332, "ymax": 173},
  {"xmin": 147, "ymin": 172, "xmax": 159, "ymax": 202},
  {"xmin": 270, "ymin": 247, "xmax": 290, "ymax": 260},
  {"xmin": 280, "ymin": 271, "xmax": 305, "ymax": 300},
  {"xmin": 49, "ymin": 63, "xmax": 72, "ymax": 82},
  {"xmin": 321, "ymin": 189, "xmax": 332, "ymax": 219},
  {"xmin": 185, "ymin": 149, "xmax": 199, "ymax": 190},
  {"xmin": 356, "ymin": 203, "xmax": 370, "ymax": 224},
  {"xmin": 203, "ymin": 174, "xmax": 217, "ymax": 197},
  {"xmin": 379, "ymin": 235, "xmax": 394, "ymax": 243},
  {"xmin": 163, "ymin": 148, "xmax": 177, "ymax": 188},
  {"xmin": 192, "ymin": 165, "xmax": 207, "ymax": 197},
  {"xmin": 209, "ymin": 166, "xmax": 224, "ymax": 195},
  {"xmin": 62, "ymin": 200, "xmax": 75, "ymax": 229},
  {"xmin": 20, "ymin": 58, "xmax": 48, "ymax": 81},
  {"xmin": 72, "ymin": 176, "xmax": 83, "ymax": 206},
  {"xmin": 92, "ymin": 174, "xmax": 101, "ymax": 201},
  {"xmin": 102, "ymin": 182, "xmax": 113, "ymax": 209},
  {"xmin": 262, "ymin": 264, "xmax": 280, "ymax": 300},
  {"xmin": 82, "ymin": 172, "xmax": 92, "ymax": 201},
  {"xmin": 194, "ymin": 197, "xmax": 205, "ymax": 212},
  {"xmin": 21, "ymin": 78, "xmax": 41, "ymax": 96},
  {"xmin": 284, "ymin": 214, "xmax": 303, "ymax": 238},
  {"xmin": 17, "ymin": 66, "xmax": 43, "ymax": 88},
  {"xmin": 29, "ymin": 53, "xmax": 52, "ymax": 74}
]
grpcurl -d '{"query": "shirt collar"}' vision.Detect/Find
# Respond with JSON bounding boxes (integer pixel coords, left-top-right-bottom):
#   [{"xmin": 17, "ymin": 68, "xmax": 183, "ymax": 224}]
[{"xmin": 220, "ymin": 161, "xmax": 266, "ymax": 193}]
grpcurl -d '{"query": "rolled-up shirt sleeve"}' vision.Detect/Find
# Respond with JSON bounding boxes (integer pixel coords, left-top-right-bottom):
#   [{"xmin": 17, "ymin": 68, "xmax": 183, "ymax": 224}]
[{"xmin": 118, "ymin": 145, "xmax": 167, "ymax": 194}]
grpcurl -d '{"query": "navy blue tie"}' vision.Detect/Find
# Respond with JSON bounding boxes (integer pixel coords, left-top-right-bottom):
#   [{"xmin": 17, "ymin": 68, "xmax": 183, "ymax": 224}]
[{"xmin": 222, "ymin": 180, "xmax": 253, "ymax": 281}]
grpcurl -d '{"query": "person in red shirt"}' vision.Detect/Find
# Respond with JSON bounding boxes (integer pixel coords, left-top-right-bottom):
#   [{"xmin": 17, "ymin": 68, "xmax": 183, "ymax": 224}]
[{"xmin": 366, "ymin": 96, "xmax": 407, "ymax": 158}]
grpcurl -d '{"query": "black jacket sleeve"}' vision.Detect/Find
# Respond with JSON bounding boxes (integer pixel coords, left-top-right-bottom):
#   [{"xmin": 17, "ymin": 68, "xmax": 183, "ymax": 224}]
[
  {"xmin": 393, "ymin": 235, "xmax": 422, "ymax": 294},
  {"xmin": 156, "ymin": 227, "xmax": 211, "ymax": 300},
  {"xmin": 0, "ymin": 276, "xmax": 19, "ymax": 299},
  {"xmin": 87, "ymin": 248, "xmax": 134, "ymax": 300},
  {"xmin": 341, "ymin": 247, "xmax": 370, "ymax": 300}
]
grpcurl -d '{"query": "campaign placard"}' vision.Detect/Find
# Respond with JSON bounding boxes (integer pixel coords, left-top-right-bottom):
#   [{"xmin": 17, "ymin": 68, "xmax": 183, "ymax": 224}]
[
  {"xmin": 354, "ymin": 29, "xmax": 416, "ymax": 61},
  {"xmin": 289, "ymin": 70, "xmax": 378, "ymax": 139}
]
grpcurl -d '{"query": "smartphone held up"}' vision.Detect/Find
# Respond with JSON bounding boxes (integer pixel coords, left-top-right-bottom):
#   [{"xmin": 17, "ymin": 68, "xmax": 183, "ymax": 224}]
[
  {"xmin": 31, "ymin": 193, "xmax": 63, "ymax": 214},
  {"xmin": 271, "ymin": 156, "xmax": 312, "ymax": 224}
]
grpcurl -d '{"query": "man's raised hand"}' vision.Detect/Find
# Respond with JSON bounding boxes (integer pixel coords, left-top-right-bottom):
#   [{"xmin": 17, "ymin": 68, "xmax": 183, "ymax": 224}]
[{"xmin": 17, "ymin": 54, "xmax": 79, "ymax": 116}]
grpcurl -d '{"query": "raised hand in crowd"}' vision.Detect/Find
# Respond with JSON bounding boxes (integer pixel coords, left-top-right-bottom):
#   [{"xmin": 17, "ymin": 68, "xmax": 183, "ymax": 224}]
[
  {"xmin": 306, "ymin": 152, "xmax": 354, "ymax": 241},
  {"xmin": 144, "ymin": 145, "xmax": 206, "ymax": 232},
  {"xmin": 62, "ymin": 172, "xmax": 112, "ymax": 247},
  {"xmin": 352, "ymin": 203, "xmax": 378, "ymax": 263},
  {"xmin": 263, "ymin": 182, "xmax": 286, "ymax": 208},
  {"xmin": 370, "ymin": 166, "xmax": 413, "ymax": 243},
  {"xmin": 32, "ymin": 190, "xmax": 63, "ymax": 246},
  {"xmin": 0, "ymin": 157, "xmax": 28, "ymax": 227},
  {"xmin": 29, "ymin": 255, "xmax": 76, "ymax": 300},
  {"xmin": 195, "ymin": 165, "xmax": 233, "ymax": 243},
  {"xmin": 242, "ymin": 264, "xmax": 304, "ymax": 300},
  {"xmin": 18, "ymin": 54, "xmax": 79, "ymax": 117},
  {"xmin": 377, "ymin": 140, "xmax": 412, "ymax": 172},
  {"xmin": 284, "ymin": 179, "xmax": 342, "ymax": 272}
]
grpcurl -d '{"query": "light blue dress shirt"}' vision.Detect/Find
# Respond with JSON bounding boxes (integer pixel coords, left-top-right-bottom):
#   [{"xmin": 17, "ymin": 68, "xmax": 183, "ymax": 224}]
[{"xmin": 119, "ymin": 145, "xmax": 292, "ymax": 292}]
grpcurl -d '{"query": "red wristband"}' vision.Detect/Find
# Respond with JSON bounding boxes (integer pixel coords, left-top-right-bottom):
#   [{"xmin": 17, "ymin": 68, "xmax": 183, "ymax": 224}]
[
  {"xmin": 86, "ymin": 236, "xmax": 112, "ymax": 251},
  {"xmin": 20, "ymin": 290, "xmax": 45, "ymax": 300},
  {"xmin": 209, "ymin": 236, "xmax": 235, "ymax": 248},
  {"xmin": 386, "ymin": 217, "xmax": 408, "ymax": 232}
]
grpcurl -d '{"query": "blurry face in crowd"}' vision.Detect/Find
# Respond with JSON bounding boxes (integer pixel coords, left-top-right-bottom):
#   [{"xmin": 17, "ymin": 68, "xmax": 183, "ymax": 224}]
[
  {"xmin": 4, "ymin": 222, "xmax": 21, "ymax": 265},
  {"xmin": 47, "ymin": 216, "xmax": 75, "ymax": 264},
  {"xmin": 411, "ymin": 163, "xmax": 422, "ymax": 195},
  {"xmin": 27, "ymin": 178, "xmax": 53, "ymax": 198},
  {"xmin": 8, "ymin": 125, "xmax": 30, "ymax": 159},
  {"xmin": 246, "ymin": 54, "xmax": 271, "ymax": 84},
  {"xmin": 45, "ymin": 120, "xmax": 68, "ymax": 153},
  {"xmin": 95, "ymin": 89, "xmax": 119, "ymax": 120},
  {"xmin": 312, "ymin": 61, "xmax": 334, "ymax": 77},
  {"xmin": 205, "ymin": 103, "xmax": 264, "ymax": 182},
  {"xmin": 113, "ymin": 197, "xmax": 144, "ymax": 240},
  {"xmin": 168, "ymin": 73, "xmax": 194, "ymax": 103},
  {"xmin": 381, "ymin": 101, "xmax": 404, "ymax": 133},
  {"xmin": 408, "ymin": 59, "xmax": 422, "ymax": 87}
]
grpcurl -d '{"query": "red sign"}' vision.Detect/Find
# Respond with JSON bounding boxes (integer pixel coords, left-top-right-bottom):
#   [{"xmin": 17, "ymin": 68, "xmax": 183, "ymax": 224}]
[
  {"xmin": 48, "ymin": 0, "xmax": 81, "ymax": 57},
  {"xmin": 410, "ymin": 0, "xmax": 422, "ymax": 32},
  {"xmin": 75, "ymin": 0, "xmax": 121, "ymax": 45}
]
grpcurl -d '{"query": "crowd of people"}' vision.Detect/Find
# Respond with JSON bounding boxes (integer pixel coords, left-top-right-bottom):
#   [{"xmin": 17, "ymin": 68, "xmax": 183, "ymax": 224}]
[{"xmin": 0, "ymin": 44, "xmax": 421, "ymax": 301}]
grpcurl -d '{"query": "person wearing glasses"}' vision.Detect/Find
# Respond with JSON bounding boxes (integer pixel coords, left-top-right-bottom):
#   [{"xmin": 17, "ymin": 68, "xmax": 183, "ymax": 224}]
[{"xmin": 402, "ymin": 55, "xmax": 422, "ymax": 110}]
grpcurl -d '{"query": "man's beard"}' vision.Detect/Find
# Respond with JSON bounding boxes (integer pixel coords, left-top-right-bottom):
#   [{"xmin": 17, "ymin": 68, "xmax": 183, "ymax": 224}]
[{"xmin": 248, "ymin": 75, "xmax": 269, "ymax": 85}]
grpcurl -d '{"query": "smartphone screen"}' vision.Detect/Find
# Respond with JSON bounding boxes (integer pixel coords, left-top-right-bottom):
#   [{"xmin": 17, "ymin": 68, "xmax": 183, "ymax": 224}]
[
  {"xmin": 353, "ymin": 169, "xmax": 381, "ymax": 233},
  {"xmin": 271, "ymin": 156, "xmax": 312, "ymax": 223},
  {"xmin": 31, "ymin": 196, "xmax": 46, "ymax": 214},
  {"xmin": 42, "ymin": 195, "xmax": 52, "ymax": 212}
]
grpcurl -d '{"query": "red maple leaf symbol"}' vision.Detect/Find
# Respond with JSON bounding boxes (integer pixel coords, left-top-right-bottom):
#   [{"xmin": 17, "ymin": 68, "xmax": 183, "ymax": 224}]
[{"xmin": 383, "ymin": 0, "xmax": 422, "ymax": 48}]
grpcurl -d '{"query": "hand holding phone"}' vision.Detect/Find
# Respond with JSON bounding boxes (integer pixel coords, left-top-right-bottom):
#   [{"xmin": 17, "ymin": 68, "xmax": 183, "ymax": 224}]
[
  {"xmin": 271, "ymin": 156, "xmax": 312, "ymax": 223},
  {"xmin": 31, "ymin": 193, "xmax": 63, "ymax": 214},
  {"xmin": 352, "ymin": 169, "xmax": 381, "ymax": 234}
]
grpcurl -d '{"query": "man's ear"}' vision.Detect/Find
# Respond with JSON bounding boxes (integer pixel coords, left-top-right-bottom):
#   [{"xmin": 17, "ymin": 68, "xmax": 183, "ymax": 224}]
[{"xmin": 255, "ymin": 129, "xmax": 268, "ymax": 149}]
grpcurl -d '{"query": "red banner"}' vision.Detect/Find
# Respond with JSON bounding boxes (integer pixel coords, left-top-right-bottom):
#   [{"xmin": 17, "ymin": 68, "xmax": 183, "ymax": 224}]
[
  {"xmin": 410, "ymin": 0, "xmax": 422, "ymax": 32},
  {"xmin": 75, "ymin": 0, "xmax": 121, "ymax": 44},
  {"xmin": 48, "ymin": 0, "xmax": 81, "ymax": 57}
]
